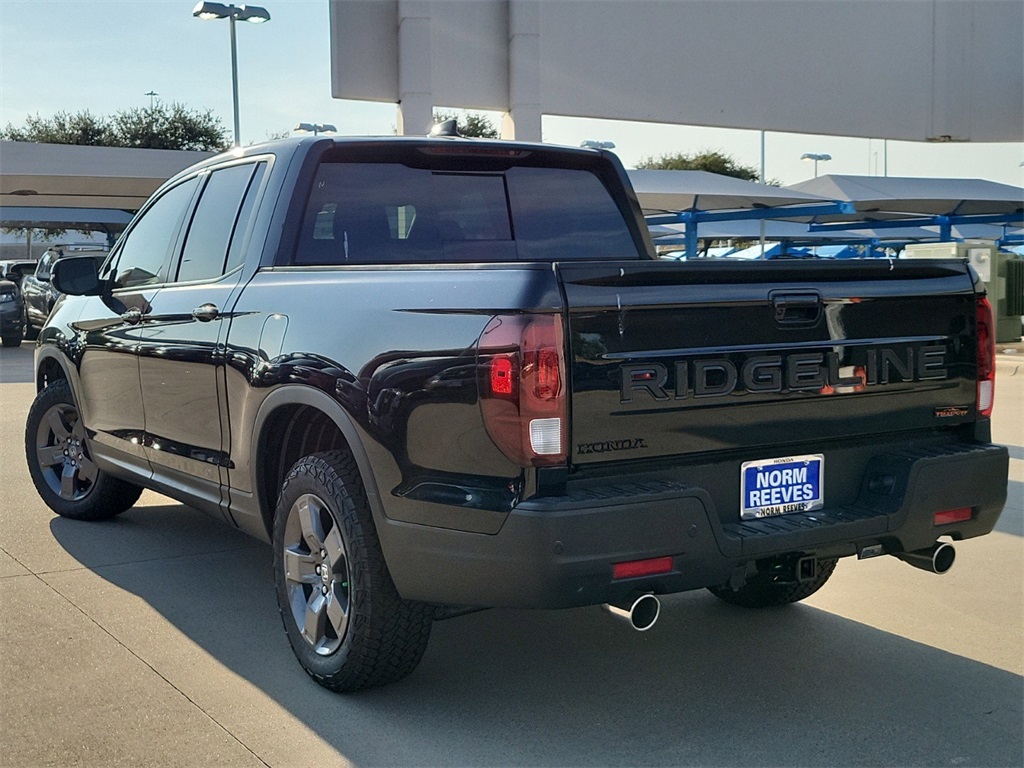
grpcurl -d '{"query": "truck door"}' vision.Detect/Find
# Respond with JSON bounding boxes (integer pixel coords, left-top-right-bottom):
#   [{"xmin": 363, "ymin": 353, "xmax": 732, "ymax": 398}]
[
  {"xmin": 137, "ymin": 161, "xmax": 266, "ymax": 520},
  {"xmin": 73, "ymin": 175, "xmax": 202, "ymax": 471}
]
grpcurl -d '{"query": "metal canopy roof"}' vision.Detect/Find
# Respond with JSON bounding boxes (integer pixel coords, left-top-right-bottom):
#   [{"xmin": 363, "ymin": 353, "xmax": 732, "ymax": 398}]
[
  {"xmin": 785, "ymin": 174, "xmax": 1024, "ymax": 217},
  {"xmin": 0, "ymin": 141, "xmax": 212, "ymax": 216},
  {"xmin": 627, "ymin": 169, "xmax": 829, "ymax": 212},
  {"xmin": 0, "ymin": 206, "xmax": 135, "ymax": 231}
]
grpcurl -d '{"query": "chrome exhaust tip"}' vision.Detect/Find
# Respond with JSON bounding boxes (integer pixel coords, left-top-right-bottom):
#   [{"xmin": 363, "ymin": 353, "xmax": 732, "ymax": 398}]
[
  {"xmin": 602, "ymin": 593, "xmax": 661, "ymax": 631},
  {"xmin": 895, "ymin": 542, "xmax": 956, "ymax": 574}
]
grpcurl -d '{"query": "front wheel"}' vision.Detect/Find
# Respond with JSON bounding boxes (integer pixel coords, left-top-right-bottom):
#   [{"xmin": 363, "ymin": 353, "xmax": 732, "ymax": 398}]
[
  {"xmin": 24, "ymin": 379, "xmax": 142, "ymax": 520},
  {"xmin": 708, "ymin": 558, "xmax": 838, "ymax": 608},
  {"xmin": 273, "ymin": 451, "xmax": 433, "ymax": 692},
  {"xmin": 1, "ymin": 330, "xmax": 22, "ymax": 348}
]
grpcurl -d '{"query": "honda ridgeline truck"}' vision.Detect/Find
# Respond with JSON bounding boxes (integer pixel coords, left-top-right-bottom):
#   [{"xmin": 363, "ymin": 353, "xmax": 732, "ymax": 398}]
[{"xmin": 26, "ymin": 136, "xmax": 1008, "ymax": 692}]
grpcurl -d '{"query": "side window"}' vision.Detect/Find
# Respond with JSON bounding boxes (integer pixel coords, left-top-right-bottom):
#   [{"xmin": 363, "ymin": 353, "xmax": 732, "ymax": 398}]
[
  {"xmin": 176, "ymin": 163, "xmax": 260, "ymax": 283},
  {"xmin": 224, "ymin": 163, "xmax": 266, "ymax": 274},
  {"xmin": 110, "ymin": 177, "xmax": 200, "ymax": 290},
  {"xmin": 36, "ymin": 253, "xmax": 54, "ymax": 280}
]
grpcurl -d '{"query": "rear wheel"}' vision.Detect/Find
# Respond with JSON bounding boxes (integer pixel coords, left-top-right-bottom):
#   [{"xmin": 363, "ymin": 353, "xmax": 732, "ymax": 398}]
[
  {"xmin": 1, "ymin": 330, "xmax": 21, "ymax": 347},
  {"xmin": 273, "ymin": 451, "xmax": 433, "ymax": 692},
  {"xmin": 25, "ymin": 379, "xmax": 142, "ymax": 520},
  {"xmin": 708, "ymin": 558, "xmax": 838, "ymax": 608}
]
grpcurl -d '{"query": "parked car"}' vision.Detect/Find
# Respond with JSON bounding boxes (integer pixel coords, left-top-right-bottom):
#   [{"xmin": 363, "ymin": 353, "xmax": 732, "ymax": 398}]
[
  {"xmin": 0, "ymin": 260, "xmax": 35, "ymax": 347},
  {"xmin": 21, "ymin": 246, "xmax": 107, "ymax": 338},
  {"xmin": 0, "ymin": 259, "xmax": 37, "ymax": 282},
  {"xmin": 0, "ymin": 277, "xmax": 25, "ymax": 347}
]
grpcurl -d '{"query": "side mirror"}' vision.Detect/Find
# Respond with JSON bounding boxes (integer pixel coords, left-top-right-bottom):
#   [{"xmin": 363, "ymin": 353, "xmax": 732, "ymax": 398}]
[{"xmin": 51, "ymin": 256, "xmax": 105, "ymax": 296}]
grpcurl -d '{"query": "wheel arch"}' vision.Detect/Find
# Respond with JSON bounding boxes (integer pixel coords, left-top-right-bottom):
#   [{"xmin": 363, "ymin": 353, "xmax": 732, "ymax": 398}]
[
  {"xmin": 252, "ymin": 385, "xmax": 385, "ymax": 539},
  {"xmin": 35, "ymin": 347, "xmax": 73, "ymax": 393}
]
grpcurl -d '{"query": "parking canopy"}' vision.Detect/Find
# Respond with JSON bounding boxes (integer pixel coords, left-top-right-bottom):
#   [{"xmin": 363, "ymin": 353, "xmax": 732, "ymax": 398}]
[
  {"xmin": 785, "ymin": 174, "xmax": 1024, "ymax": 218},
  {"xmin": 627, "ymin": 170, "xmax": 829, "ymax": 212},
  {"xmin": 0, "ymin": 206, "xmax": 134, "ymax": 233},
  {"xmin": 0, "ymin": 141, "xmax": 212, "ymax": 214}
]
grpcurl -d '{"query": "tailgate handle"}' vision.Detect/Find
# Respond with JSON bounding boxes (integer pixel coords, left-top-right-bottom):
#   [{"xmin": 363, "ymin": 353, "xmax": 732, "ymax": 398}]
[{"xmin": 770, "ymin": 292, "xmax": 821, "ymax": 324}]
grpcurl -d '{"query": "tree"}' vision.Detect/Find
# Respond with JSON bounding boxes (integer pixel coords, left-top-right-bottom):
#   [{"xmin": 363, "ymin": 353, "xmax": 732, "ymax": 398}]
[
  {"xmin": 1, "ymin": 227, "xmax": 66, "ymax": 257},
  {"xmin": 432, "ymin": 109, "xmax": 500, "ymax": 139},
  {"xmin": 1, "ymin": 104, "xmax": 228, "ymax": 245},
  {"xmin": 109, "ymin": 104, "xmax": 229, "ymax": 151},
  {"xmin": 636, "ymin": 150, "xmax": 761, "ymax": 182},
  {"xmin": 0, "ymin": 110, "xmax": 107, "ymax": 146},
  {"xmin": 1, "ymin": 103, "xmax": 229, "ymax": 152}
]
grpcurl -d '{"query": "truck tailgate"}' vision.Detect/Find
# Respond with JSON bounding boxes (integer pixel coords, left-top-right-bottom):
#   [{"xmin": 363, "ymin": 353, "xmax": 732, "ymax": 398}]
[{"xmin": 559, "ymin": 259, "xmax": 979, "ymax": 466}]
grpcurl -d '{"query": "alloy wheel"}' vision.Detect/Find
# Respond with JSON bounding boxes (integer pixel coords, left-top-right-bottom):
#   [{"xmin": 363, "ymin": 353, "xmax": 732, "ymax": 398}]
[
  {"xmin": 34, "ymin": 402, "xmax": 98, "ymax": 501},
  {"xmin": 281, "ymin": 493, "xmax": 351, "ymax": 655}
]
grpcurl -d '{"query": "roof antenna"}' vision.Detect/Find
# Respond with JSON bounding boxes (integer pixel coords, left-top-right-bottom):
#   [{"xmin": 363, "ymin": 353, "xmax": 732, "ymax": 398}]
[{"xmin": 429, "ymin": 118, "xmax": 461, "ymax": 137}]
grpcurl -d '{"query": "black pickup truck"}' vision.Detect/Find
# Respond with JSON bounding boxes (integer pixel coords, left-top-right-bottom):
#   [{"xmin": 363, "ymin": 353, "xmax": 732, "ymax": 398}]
[{"xmin": 26, "ymin": 136, "xmax": 1008, "ymax": 692}]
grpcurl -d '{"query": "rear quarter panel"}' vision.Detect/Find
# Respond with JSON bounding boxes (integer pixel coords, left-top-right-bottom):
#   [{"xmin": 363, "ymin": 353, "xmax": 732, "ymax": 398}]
[{"xmin": 224, "ymin": 264, "xmax": 563, "ymax": 531}]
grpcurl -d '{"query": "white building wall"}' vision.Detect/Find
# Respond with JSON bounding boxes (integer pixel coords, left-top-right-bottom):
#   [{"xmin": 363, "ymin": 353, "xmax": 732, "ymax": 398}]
[{"xmin": 329, "ymin": 0, "xmax": 1023, "ymax": 142}]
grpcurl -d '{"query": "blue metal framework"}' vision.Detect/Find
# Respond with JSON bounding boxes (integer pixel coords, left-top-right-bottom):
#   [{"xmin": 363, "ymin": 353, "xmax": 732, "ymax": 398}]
[
  {"xmin": 646, "ymin": 202, "xmax": 857, "ymax": 258},
  {"xmin": 809, "ymin": 213, "xmax": 1024, "ymax": 241}
]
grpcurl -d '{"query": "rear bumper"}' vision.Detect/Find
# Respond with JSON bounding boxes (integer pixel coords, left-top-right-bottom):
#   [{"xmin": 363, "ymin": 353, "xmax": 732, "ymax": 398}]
[
  {"xmin": 0, "ymin": 304, "xmax": 22, "ymax": 333},
  {"xmin": 381, "ymin": 442, "xmax": 1008, "ymax": 608}
]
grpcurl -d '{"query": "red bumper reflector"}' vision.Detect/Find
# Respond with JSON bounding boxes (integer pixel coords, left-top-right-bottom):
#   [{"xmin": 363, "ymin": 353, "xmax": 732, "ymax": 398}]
[
  {"xmin": 934, "ymin": 507, "xmax": 972, "ymax": 526},
  {"xmin": 612, "ymin": 556, "xmax": 674, "ymax": 580}
]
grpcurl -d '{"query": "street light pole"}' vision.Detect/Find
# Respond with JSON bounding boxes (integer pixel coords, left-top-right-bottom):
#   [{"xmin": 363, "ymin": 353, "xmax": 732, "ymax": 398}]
[
  {"xmin": 294, "ymin": 122, "xmax": 337, "ymax": 136},
  {"xmin": 229, "ymin": 13, "xmax": 240, "ymax": 146},
  {"xmin": 800, "ymin": 152, "xmax": 832, "ymax": 178},
  {"xmin": 193, "ymin": 2, "xmax": 271, "ymax": 147}
]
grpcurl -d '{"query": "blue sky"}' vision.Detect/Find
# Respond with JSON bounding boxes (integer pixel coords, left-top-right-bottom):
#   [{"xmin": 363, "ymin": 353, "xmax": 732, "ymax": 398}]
[{"xmin": 1, "ymin": 0, "xmax": 1022, "ymax": 187}]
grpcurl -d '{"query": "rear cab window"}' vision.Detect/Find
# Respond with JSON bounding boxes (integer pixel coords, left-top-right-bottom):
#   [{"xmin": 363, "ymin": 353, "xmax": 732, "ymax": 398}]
[{"xmin": 292, "ymin": 144, "xmax": 643, "ymax": 265}]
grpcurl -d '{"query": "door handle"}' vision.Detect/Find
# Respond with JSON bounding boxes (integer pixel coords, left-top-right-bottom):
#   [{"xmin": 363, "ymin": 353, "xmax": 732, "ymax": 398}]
[
  {"xmin": 120, "ymin": 307, "xmax": 143, "ymax": 325},
  {"xmin": 191, "ymin": 303, "xmax": 220, "ymax": 322}
]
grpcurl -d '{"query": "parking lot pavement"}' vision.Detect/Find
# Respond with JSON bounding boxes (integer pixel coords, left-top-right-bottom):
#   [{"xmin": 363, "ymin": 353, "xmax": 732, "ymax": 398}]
[{"xmin": 1, "ymin": 340, "xmax": 1021, "ymax": 767}]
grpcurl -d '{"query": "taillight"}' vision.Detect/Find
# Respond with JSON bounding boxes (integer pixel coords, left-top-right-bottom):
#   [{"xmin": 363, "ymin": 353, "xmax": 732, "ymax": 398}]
[
  {"xmin": 977, "ymin": 296, "xmax": 995, "ymax": 418},
  {"xmin": 478, "ymin": 314, "xmax": 567, "ymax": 467}
]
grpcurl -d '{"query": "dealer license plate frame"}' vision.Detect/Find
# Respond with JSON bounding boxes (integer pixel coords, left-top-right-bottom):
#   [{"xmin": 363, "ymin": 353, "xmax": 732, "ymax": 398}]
[{"xmin": 740, "ymin": 454, "xmax": 824, "ymax": 520}]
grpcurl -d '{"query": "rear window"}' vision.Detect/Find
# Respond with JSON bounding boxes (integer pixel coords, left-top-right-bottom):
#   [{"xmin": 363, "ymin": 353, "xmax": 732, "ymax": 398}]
[{"xmin": 294, "ymin": 161, "xmax": 638, "ymax": 265}]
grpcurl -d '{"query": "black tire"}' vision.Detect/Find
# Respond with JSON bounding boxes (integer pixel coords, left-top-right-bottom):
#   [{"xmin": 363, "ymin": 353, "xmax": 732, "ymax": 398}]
[
  {"xmin": 2, "ymin": 331, "xmax": 22, "ymax": 348},
  {"xmin": 24, "ymin": 379, "xmax": 142, "ymax": 520},
  {"xmin": 273, "ymin": 451, "xmax": 433, "ymax": 692},
  {"xmin": 708, "ymin": 558, "xmax": 838, "ymax": 608}
]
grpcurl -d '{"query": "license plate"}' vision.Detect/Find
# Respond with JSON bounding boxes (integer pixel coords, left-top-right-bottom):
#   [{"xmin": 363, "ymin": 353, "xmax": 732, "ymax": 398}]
[{"xmin": 740, "ymin": 454, "xmax": 824, "ymax": 520}]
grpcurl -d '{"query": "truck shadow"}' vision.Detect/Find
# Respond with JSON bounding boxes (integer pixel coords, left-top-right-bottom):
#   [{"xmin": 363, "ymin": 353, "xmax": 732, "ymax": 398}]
[{"xmin": 49, "ymin": 505, "xmax": 1023, "ymax": 767}]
